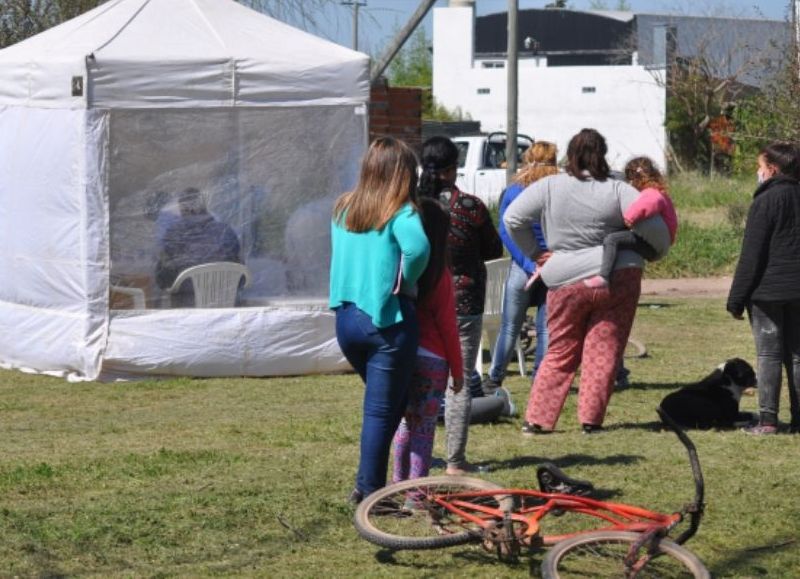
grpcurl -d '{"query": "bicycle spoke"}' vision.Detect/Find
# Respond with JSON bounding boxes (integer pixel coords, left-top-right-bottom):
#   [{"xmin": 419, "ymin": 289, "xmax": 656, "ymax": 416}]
[
  {"xmin": 550, "ymin": 536, "xmax": 700, "ymax": 578},
  {"xmin": 362, "ymin": 481, "xmax": 506, "ymax": 542}
]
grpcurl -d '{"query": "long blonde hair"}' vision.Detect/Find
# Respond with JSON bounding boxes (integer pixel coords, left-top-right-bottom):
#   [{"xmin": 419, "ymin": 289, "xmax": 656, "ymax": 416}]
[
  {"xmin": 514, "ymin": 141, "xmax": 559, "ymax": 187},
  {"xmin": 333, "ymin": 137, "xmax": 419, "ymax": 232}
]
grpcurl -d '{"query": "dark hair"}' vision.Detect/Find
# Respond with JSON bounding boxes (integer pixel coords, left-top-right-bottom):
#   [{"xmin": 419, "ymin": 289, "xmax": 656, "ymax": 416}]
[
  {"xmin": 416, "ymin": 198, "xmax": 450, "ymax": 301},
  {"xmin": 419, "ymin": 136, "xmax": 459, "ymax": 198},
  {"xmin": 178, "ymin": 187, "xmax": 207, "ymax": 215},
  {"xmin": 760, "ymin": 142, "xmax": 800, "ymax": 180},
  {"xmin": 565, "ymin": 128, "xmax": 610, "ymax": 181}
]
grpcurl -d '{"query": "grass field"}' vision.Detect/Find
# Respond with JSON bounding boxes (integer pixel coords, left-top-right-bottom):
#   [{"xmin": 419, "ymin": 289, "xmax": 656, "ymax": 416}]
[{"xmin": 2, "ymin": 296, "xmax": 799, "ymax": 577}]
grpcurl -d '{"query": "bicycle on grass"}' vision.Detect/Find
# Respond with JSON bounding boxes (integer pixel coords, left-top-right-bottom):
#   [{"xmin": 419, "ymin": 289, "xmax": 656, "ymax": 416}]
[{"xmin": 354, "ymin": 408, "xmax": 709, "ymax": 578}]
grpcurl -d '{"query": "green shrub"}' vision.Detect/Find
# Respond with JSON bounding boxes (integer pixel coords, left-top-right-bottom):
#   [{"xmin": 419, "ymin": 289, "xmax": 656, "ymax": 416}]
[
  {"xmin": 668, "ymin": 171, "xmax": 753, "ymax": 209},
  {"xmin": 646, "ymin": 221, "xmax": 743, "ymax": 278}
]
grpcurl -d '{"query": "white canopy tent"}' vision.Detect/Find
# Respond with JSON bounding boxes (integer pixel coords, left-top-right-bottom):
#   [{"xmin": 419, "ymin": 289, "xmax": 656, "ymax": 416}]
[{"xmin": 0, "ymin": 0, "xmax": 369, "ymax": 380}]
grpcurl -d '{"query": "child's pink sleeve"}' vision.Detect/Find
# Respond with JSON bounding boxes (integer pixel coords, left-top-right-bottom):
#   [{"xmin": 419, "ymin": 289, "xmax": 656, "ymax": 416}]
[{"xmin": 623, "ymin": 188, "xmax": 665, "ymax": 225}]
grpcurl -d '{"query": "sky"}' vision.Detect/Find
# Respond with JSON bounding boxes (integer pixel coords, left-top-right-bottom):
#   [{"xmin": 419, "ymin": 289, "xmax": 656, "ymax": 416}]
[{"xmin": 309, "ymin": 0, "xmax": 792, "ymax": 55}]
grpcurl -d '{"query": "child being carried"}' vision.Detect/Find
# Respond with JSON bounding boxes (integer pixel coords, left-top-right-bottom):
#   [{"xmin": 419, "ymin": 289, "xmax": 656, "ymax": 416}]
[{"xmin": 584, "ymin": 156, "xmax": 678, "ymax": 289}]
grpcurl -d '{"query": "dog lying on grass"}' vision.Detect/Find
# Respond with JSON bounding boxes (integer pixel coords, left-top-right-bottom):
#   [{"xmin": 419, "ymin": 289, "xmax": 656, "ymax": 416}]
[{"xmin": 659, "ymin": 358, "xmax": 757, "ymax": 429}]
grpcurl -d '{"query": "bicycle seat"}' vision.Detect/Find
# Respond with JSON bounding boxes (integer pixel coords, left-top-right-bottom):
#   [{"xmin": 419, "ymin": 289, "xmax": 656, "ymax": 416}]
[{"xmin": 536, "ymin": 462, "xmax": 595, "ymax": 496}]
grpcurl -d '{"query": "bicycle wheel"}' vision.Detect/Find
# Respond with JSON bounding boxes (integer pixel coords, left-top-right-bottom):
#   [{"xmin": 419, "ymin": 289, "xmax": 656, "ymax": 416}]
[
  {"xmin": 354, "ymin": 476, "xmax": 514, "ymax": 550},
  {"xmin": 541, "ymin": 531, "xmax": 710, "ymax": 579}
]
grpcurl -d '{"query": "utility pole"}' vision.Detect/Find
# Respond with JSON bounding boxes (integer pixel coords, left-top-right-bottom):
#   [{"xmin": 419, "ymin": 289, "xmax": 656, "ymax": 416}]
[
  {"xmin": 795, "ymin": 0, "xmax": 800, "ymax": 78},
  {"xmin": 341, "ymin": 0, "xmax": 367, "ymax": 51},
  {"xmin": 505, "ymin": 0, "xmax": 519, "ymax": 183}
]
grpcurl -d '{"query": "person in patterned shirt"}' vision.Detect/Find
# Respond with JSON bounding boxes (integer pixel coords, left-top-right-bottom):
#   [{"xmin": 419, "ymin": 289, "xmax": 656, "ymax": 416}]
[{"xmin": 419, "ymin": 136, "xmax": 503, "ymax": 475}]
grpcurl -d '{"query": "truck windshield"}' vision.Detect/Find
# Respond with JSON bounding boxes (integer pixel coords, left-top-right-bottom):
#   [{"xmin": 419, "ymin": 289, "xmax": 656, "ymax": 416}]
[{"xmin": 484, "ymin": 141, "xmax": 528, "ymax": 169}]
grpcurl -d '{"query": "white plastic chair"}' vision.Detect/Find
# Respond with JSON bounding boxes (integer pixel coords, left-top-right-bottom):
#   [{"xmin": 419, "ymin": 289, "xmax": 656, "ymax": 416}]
[
  {"xmin": 167, "ymin": 262, "xmax": 252, "ymax": 308},
  {"xmin": 478, "ymin": 257, "xmax": 526, "ymax": 377}
]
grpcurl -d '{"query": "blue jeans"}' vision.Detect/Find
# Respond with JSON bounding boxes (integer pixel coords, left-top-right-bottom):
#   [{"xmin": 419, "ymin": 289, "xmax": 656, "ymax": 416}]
[
  {"xmin": 488, "ymin": 261, "xmax": 549, "ymax": 383},
  {"xmin": 335, "ymin": 299, "xmax": 418, "ymax": 495}
]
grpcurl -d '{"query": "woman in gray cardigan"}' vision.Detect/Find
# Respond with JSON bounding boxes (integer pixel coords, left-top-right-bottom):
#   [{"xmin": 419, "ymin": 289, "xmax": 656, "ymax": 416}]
[{"xmin": 504, "ymin": 129, "xmax": 670, "ymax": 434}]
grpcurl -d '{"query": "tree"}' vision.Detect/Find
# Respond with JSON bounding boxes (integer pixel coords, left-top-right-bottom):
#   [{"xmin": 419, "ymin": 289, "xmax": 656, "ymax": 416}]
[
  {"xmin": 0, "ymin": 0, "xmax": 105, "ymax": 48},
  {"xmin": 388, "ymin": 28, "xmax": 431, "ymax": 88},
  {"xmin": 388, "ymin": 28, "xmax": 470, "ymax": 122},
  {"xmin": 651, "ymin": 21, "xmax": 782, "ymax": 173},
  {"xmin": 731, "ymin": 49, "xmax": 800, "ymax": 173}
]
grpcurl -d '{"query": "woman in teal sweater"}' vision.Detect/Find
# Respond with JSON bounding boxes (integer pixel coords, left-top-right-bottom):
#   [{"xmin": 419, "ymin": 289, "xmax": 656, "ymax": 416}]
[{"xmin": 330, "ymin": 137, "xmax": 430, "ymax": 502}]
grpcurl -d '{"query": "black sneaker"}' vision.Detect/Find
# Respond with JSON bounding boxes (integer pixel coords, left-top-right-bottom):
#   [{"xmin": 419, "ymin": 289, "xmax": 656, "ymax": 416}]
[
  {"xmin": 581, "ymin": 424, "xmax": 604, "ymax": 434},
  {"xmin": 522, "ymin": 421, "xmax": 550, "ymax": 436},
  {"xmin": 614, "ymin": 367, "xmax": 631, "ymax": 390},
  {"xmin": 481, "ymin": 376, "xmax": 502, "ymax": 396},
  {"xmin": 348, "ymin": 488, "xmax": 364, "ymax": 505}
]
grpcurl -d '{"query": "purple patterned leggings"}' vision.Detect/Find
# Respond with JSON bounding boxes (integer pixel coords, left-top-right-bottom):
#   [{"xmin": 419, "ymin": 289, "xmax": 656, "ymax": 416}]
[{"xmin": 392, "ymin": 355, "xmax": 449, "ymax": 482}]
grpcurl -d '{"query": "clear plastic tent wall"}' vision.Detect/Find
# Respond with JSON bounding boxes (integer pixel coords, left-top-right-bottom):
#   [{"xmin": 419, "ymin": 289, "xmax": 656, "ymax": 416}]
[{"xmin": 0, "ymin": 0, "xmax": 369, "ymax": 380}]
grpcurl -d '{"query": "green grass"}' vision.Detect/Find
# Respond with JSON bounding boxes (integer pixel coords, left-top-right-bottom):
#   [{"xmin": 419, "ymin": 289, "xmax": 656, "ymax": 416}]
[
  {"xmin": 668, "ymin": 172, "xmax": 753, "ymax": 210},
  {"xmin": 2, "ymin": 298, "xmax": 799, "ymax": 577}
]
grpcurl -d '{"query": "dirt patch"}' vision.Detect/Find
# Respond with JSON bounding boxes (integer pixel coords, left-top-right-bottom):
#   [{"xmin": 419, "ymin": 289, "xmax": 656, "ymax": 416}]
[{"xmin": 641, "ymin": 276, "xmax": 731, "ymax": 299}]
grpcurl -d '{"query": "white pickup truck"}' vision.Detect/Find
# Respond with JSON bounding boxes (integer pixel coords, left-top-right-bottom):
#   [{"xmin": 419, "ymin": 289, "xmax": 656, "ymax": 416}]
[{"xmin": 453, "ymin": 132, "xmax": 534, "ymax": 207}]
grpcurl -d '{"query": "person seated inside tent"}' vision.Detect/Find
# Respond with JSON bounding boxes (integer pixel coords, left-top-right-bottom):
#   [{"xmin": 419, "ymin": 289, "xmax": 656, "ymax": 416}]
[{"xmin": 155, "ymin": 187, "xmax": 242, "ymax": 307}]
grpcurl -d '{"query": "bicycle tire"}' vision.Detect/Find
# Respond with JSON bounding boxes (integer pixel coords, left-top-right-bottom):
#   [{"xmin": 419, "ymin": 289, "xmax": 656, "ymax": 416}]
[
  {"xmin": 354, "ymin": 476, "xmax": 513, "ymax": 551},
  {"xmin": 541, "ymin": 530, "xmax": 710, "ymax": 579}
]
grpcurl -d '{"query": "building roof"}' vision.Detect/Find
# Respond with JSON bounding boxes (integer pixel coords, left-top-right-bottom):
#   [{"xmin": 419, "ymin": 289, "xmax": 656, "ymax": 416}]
[{"xmin": 475, "ymin": 9, "xmax": 634, "ymax": 57}]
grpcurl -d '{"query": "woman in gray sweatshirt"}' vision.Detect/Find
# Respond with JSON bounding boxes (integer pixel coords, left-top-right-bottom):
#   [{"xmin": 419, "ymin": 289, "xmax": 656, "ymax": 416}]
[{"xmin": 504, "ymin": 129, "xmax": 670, "ymax": 434}]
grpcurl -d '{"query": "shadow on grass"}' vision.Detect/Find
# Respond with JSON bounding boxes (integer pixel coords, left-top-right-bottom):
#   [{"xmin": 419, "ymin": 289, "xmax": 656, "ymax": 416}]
[
  {"xmin": 373, "ymin": 547, "xmax": 521, "ymax": 570},
  {"xmin": 375, "ymin": 544, "xmax": 540, "ymax": 571},
  {"xmin": 709, "ymin": 534, "xmax": 799, "ymax": 578},
  {"xmin": 614, "ymin": 381, "xmax": 686, "ymax": 392}
]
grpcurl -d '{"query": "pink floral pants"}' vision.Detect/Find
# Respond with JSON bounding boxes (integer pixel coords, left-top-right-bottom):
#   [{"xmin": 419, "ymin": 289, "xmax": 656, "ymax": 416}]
[{"xmin": 524, "ymin": 268, "xmax": 642, "ymax": 430}]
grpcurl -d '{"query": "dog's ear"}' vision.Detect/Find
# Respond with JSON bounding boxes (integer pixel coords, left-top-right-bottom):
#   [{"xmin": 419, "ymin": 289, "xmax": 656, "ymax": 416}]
[{"xmin": 723, "ymin": 358, "xmax": 757, "ymax": 388}]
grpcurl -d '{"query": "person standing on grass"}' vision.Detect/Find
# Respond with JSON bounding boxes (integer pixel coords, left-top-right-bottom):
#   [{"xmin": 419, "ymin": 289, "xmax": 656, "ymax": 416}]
[
  {"xmin": 392, "ymin": 198, "xmax": 464, "ymax": 483},
  {"xmin": 330, "ymin": 137, "xmax": 430, "ymax": 503},
  {"xmin": 418, "ymin": 136, "xmax": 503, "ymax": 475},
  {"xmin": 482, "ymin": 141, "xmax": 558, "ymax": 395},
  {"xmin": 504, "ymin": 129, "xmax": 671, "ymax": 435},
  {"xmin": 727, "ymin": 141, "xmax": 800, "ymax": 436}
]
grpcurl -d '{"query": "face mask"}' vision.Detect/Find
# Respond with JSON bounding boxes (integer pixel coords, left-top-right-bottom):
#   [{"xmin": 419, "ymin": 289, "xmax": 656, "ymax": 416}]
[{"xmin": 757, "ymin": 169, "xmax": 768, "ymax": 185}]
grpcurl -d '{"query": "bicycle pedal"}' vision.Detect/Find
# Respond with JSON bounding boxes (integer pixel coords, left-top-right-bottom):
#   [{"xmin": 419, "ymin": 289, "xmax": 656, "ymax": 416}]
[{"xmin": 537, "ymin": 462, "xmax": 595, "ymax": 496}]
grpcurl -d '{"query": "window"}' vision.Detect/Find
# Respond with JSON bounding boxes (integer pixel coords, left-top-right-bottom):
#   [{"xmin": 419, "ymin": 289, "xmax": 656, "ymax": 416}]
[
  {"xmin": 477, "ymin": 88, "xmax": 491, "ymax": 95},
  {"xmin": 582, "ymin": 86, "xmax": 597, "ymax": 93},
  {"xmin": 481, "ymin": 61, "xmax": 505, "ymax": 69},
  {"xmin": 455, "ymin": 141, "xmax": 469, "ymax": 168},
  {"xmin": 107, "ymin": 107, "xmax": 365, "ymax": 309}
]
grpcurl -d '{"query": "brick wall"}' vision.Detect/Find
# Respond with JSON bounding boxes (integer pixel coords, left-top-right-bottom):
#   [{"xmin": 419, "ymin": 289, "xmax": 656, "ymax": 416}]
[{"xmin": 369, "ymin": 81, "xmax": 422, "ymax": 150}]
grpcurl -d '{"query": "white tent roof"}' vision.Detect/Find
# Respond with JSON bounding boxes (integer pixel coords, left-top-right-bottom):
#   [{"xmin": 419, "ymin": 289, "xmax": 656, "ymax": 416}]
[{"xmin": 0, "ymin": 0, "xmax": 370, "ymax": 109}]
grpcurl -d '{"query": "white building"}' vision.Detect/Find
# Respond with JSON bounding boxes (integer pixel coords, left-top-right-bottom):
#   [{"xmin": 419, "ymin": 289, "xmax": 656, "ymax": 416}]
[{"xmin": 433, "ymin": 1, "xmax": 787, "ymax": 171}]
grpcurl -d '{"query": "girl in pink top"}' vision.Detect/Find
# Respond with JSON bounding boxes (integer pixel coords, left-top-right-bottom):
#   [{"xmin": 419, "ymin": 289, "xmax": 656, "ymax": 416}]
[
  {"xmin": 393, "ymin": 199, "xmax": 464, "ymax": 483},
  {"xmin": 585, "ymin": 156, "xmax": 678, "ymax": 289}
]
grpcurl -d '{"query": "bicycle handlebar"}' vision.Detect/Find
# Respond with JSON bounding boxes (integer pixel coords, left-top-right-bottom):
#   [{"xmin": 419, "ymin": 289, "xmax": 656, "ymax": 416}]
[{"xmin": 655, "ymin": 406, "xmax": 705, "ymax": 545}]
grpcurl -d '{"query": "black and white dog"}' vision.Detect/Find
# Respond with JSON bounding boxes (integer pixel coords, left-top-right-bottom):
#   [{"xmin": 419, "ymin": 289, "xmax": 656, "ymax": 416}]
[{"xmin": 659, "ymin": 358, "xmax": 757, "ymax": 429}]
